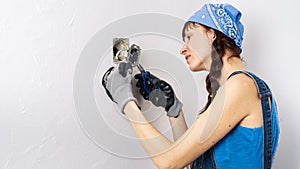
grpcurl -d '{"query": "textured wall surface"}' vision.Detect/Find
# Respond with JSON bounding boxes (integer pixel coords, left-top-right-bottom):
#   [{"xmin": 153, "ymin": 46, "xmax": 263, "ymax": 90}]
[{"xmin": 0, "ymin": 0, "xmax": 299, "ymax": 168}]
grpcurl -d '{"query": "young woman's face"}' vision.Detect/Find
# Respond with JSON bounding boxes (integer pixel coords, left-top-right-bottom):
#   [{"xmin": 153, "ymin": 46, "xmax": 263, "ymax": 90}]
[{"xmin": 180, "ymin": 24, "xmax": 213, "ymax": 71}]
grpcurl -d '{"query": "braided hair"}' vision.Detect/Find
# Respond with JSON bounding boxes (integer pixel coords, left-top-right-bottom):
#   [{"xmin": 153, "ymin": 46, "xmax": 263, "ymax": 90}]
[{"xmin": 182, "ymin": 22, "xmax": 241, "ymax": 114}]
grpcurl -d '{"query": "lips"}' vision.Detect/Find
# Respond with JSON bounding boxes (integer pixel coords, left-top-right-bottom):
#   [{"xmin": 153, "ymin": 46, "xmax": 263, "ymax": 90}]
[{"xmin": 185, "ymin": 55, "xmax": 191, "ymax": 62}]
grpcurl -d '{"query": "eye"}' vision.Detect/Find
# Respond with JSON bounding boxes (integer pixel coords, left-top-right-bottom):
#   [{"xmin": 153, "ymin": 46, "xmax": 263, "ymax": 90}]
[{"xmin": 184, "ymin": 35, "xmax": 191, "ymax": 43}]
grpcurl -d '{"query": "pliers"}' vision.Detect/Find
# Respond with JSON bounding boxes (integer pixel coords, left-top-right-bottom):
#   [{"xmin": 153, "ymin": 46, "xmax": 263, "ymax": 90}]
[{"xmin": 136, "ymin": 64, "xmax": 160, "ymax": 95}]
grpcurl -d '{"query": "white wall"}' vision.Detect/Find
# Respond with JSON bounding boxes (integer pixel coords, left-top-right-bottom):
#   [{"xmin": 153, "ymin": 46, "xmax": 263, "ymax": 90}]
[{"xmin": 0, "ymin": 0, "xmax": 299, "ymax": 168}]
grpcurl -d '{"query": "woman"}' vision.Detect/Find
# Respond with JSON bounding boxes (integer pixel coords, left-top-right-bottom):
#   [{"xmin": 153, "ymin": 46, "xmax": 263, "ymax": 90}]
[{"xmin": 103, "ymin": 3, "xmax": 280, "ymax": 169}]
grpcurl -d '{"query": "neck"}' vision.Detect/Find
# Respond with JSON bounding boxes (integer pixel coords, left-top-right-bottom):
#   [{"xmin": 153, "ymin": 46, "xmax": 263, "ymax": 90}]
[{"xmin": 218, "ymin": 55, "xmax": 246, "ymax": 85}]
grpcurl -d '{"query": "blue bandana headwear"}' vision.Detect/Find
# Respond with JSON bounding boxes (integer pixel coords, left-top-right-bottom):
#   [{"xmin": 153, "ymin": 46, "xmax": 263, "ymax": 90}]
[{"xmin": 188, "ymin": 4, "xmax": 244, "ymax": 51}]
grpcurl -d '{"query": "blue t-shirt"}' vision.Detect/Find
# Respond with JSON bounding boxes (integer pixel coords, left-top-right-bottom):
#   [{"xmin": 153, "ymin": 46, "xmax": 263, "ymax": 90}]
[{"xmin": 213, "ymin": 91, "xmax": 280, "ymax": 168}]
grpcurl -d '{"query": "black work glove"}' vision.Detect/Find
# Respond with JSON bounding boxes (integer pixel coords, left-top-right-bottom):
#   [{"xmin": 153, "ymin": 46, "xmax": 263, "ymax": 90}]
[{"xmin": 134, "ymin": 71, "xmax": 182, "ymax": 118}]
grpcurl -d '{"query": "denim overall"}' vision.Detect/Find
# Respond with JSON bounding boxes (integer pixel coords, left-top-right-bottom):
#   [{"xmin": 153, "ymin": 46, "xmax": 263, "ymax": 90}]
[{"xmin": 192, "ymin": 71, "xmax": 279, "ymax": 169}]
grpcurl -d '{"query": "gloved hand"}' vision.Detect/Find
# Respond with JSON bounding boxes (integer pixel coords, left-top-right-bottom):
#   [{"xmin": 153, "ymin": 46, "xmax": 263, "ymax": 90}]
[
  {"xmin": 134, "ymin": 71, "xmax": 182, "ymax": 118},
  {"xmin": 102, "ymin": 62, "xmax": 137, "ymax": 114}
]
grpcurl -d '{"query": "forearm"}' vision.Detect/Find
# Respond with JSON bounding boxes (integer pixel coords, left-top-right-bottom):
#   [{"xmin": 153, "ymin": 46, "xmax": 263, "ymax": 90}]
[
  {"xmin": 123, "ymin": 101, "xmax": 209, "ymax": 169},
  {"xmin": 124, "ymin": 101, "xmax": 173, "ymax": 164},
  {"xmin": 169, "ymin": 111, "xmax": 188, "ymax": 141}
]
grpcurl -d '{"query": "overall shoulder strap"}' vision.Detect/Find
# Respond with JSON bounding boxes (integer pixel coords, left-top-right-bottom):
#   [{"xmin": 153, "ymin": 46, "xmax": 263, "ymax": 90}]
[{"xmin": 227, "ymin": 70, "xmax": 273, "ymax": 169}]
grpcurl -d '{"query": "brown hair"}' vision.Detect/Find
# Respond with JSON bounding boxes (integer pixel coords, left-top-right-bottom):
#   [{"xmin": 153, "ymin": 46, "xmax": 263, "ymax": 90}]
[{"xmin": 182, "ymin": 21, "xmax": 241, "ymax": 113}]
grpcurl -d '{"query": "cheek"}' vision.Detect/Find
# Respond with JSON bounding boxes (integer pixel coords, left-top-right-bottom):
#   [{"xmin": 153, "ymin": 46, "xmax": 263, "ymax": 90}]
[{"xmin": 188, "ymin": 38, "xmax": 211, "ymax": 59}]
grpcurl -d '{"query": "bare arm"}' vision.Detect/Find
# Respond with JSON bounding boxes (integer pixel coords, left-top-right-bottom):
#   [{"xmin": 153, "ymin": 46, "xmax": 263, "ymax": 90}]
[
  {"xmin": 124, "ymin": 75, "xmax": 255, "ymax": 169},
  {"xmin": 124, "ymin": 101, "xmax": 216, "ymax": 169},
  {"xmin": 169, "ymin": 111, "xmax": 188, "ymax": 141}
]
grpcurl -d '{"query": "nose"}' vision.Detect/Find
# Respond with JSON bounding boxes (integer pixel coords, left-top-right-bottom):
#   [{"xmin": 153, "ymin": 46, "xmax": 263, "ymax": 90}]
[{"xmin": 180, "ymin": 43, "xmax": 188, "ymax": 55}]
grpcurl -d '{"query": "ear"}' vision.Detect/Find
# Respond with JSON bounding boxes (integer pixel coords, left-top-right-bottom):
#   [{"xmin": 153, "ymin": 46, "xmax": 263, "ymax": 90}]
[{"xmin": 206, "ymin": 29, "xmax": 216, "ymax": 44}]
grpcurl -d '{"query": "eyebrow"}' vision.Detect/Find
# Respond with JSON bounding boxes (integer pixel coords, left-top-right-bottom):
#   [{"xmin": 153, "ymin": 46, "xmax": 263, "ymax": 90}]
[
  {"xmin": 184, "ymin": 31, "xmax": 192, "ymax": 36},
  {"xmin": 182, "ymin": 21, "xmax": 198, "ymax": 40}
]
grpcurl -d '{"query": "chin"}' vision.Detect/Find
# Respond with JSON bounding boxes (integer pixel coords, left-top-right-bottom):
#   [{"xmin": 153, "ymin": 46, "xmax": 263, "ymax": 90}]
[{"xmin": 189, "ymin": 64, "xmax": 205, "ymax": 72}]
